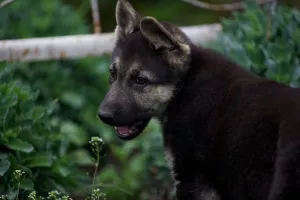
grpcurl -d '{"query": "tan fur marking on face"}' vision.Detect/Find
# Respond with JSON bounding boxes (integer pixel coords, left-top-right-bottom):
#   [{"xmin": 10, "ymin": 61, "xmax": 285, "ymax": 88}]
[
  {"xmin": 139, "ymin": 70, "xmax": 156, "ymax": 80},
  {"xmin": 133, "ymin": 84, "xmax": 175, "ymax": 115},
  {"xmin": 114, "ymin": 57, "xmax": 121, "ymax": 70},
  {"xmin": 154, "ymin": 85, "xmax": 174, "ymax": 103},
  {"xmin": 130, "ymin": 61, "xmax": 141, "ymax": 70}
]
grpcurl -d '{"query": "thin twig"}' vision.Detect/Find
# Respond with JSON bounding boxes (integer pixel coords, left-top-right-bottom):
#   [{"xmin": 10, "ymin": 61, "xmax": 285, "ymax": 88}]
[
  {"xmin": 266, "ymin": 0, "xmax": 277, "ymax": 41},
  {"xmin": 182, "ymin": 0, "xmax": 275, "ymax": 11},
  {"xmin": 90, "ymin": 0, "xmax": 101, "ymax": 33},
  {"xmin": 0, "ymin": 0, "xmax": 14, "ymax": 8}
]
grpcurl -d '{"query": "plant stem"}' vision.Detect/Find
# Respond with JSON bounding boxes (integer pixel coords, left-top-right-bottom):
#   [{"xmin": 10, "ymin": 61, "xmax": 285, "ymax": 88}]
[{"xmin": 92, "ymin": 146, "xmax": 100, "ymax": 185}]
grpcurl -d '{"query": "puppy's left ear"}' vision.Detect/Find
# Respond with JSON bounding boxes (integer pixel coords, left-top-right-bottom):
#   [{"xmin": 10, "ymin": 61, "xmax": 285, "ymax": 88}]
[
  {"xmin": 140, "ymin": 17, "xmax": 191, "ymax": 71},
  {"xmin": 140, "ymin": 17, "xmax": 178, "ymax": 51}
]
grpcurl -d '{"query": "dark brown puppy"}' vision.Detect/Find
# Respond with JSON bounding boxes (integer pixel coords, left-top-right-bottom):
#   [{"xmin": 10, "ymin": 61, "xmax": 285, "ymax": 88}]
[{"xmin": 98, "ymin": 0, "xmax": 300, "ymax": 199}]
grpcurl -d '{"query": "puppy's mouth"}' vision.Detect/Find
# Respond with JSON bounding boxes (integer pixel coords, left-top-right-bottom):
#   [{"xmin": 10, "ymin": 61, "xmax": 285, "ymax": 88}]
[{"xmin": 115, "ymin": 119, "xmax": 151, "ymax": 140}]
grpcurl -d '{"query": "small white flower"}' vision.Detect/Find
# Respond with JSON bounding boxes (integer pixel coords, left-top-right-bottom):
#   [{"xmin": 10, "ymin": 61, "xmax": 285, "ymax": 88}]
[
  {"xmin": 89, "ymin": 137, "xmax": 104, "ymax": 146},
  {"xmin": 28, "ymin": 191, "xmax": 37, "ymax": 200},
  {"xmin": 0, "ymin": 195, "xmax": 7, "ymax": 200}
]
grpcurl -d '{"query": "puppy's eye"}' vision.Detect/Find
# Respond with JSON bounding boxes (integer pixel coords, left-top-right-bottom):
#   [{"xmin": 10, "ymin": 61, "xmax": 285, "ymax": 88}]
[
  {"xmin": 135, "ymin": 76, "xmax": 148, "ymax": 85},
  {"xmin": 109, "ymin": 64, "xmax": 117, "ymax": 82},
  {"xmin": 130, "ymin": 70, "xmax": 149, "ymax": 86},
  {"xmin": 109, "ymin": 68, "xmax": 115, "ymax": 77}
]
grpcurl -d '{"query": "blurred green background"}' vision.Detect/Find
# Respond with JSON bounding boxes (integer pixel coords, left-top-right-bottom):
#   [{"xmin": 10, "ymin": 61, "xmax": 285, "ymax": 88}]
[{"xmin": 1, "ymin": 0, "xmax": 300, "ymax": 200}]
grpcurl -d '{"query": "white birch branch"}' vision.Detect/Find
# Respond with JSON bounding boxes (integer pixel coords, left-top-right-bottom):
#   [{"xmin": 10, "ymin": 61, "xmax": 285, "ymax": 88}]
[
  {"xmin": 0, "ymin": 24, "xmax": 221, "ymax": 62},
  {"xmin": 182, "ymin": 0, "xmax": 275, "ymax": 11},
  {"xmin": 0, "ymin": 0, "xmax": 14, "ymax": 8}
]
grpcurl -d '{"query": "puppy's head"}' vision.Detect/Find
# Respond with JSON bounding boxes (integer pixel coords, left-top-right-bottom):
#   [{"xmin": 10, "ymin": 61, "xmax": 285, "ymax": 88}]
[{"xmin": 99, "ymin": 0, "xmax": 191, "ymax": 140}]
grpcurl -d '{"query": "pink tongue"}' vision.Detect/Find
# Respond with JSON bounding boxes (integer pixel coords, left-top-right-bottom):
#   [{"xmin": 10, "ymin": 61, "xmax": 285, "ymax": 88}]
[{"xmin": 116, "ymin": 126, "xmax": 131, "ymax": 135}]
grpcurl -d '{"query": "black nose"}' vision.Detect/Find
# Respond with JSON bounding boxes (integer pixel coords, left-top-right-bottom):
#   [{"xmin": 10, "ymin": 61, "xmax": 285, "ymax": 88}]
[{"xmin": 98, "ymin": 108, "xmax": 115, "ymax": 125}]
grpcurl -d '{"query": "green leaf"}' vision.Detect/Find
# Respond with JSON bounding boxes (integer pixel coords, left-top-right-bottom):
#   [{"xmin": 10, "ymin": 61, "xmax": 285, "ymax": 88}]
[
  {"xmin": 31, "ymin": 106, "xmax": 45, "ymax": 120},
  {"xmin": 6, "ymin": 138, "xmax": 34, "ymax": 153},
  {"xmin": 292, "ymin": 28, "xmax": 300, "ymax": 42},
  {"xmin": 19, "ymin": 99, "xmax": 34, "ymax": 113},
  {"xmin": 61, "ymin": 91, "xmax": 85, "ymax": 109},
  {"xmin": 4, "ymin": 128, "xmax": 19, "ymax": 138},
  {"xmin": 267, "ymin": 43, "xmax": 292, "ymax": 63},
  {"xmin": 60, "ymin": 121, "xmax": 88, "ymax": 146},
  {"xmin": 6, "ymin": 188, "xmax": 18, "ymax": 200},
  {"xmin": 20, "ymin": 178, "xmax": 34, "ymax": 190},
  {"xmin": 24, "ymin": 153, "xmax": 52, "ymax": 168},
  {"xmin": 53, "ymin": 163, "xmax": 71, "ymax": 177},
  {"xmin": 70, "ymin": 149, "xmax": 94, "ymax": 166},
  {"xmin": 0, "ymin": 153, "xmax": 10, "ymax": 176},
  {"xmin": 0, "ymin": 95, "xmax": 18, "ymax": 110}
]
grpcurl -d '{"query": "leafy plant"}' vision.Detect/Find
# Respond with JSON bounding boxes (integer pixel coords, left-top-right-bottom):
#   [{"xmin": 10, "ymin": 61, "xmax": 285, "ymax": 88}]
[
  {"xmin": 0, "ymin": 0, "xmax": 173, "ymax": 199},
  {"xmin": 0, "ymin": 69, "xmax": 89, "ymax": 199},
  {"xmin": 0, "ymin": 73, "xmax": 106, "ymax": 199},
  {"xmin": 210, "ymin": 2, "xmax": 300, "ymax": 87}
]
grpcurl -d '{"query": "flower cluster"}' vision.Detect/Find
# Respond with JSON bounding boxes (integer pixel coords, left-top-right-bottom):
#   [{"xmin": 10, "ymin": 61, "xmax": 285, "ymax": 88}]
[
  {"xmin": 47, "ymin": 190, "xmax": 60, "ymax": 199},
  {"xmin": 28, "ymin": 190, "xmax": 72, "ymax": 200},
  {"xmin": 89, "ymin": 137, "xmax": 104, "ymax": 164},
  {"xmin": 89, "ymin": 137, "xmax": 104, "ymax": 147},
  {"xmin": 86, "ymin": 188, "xmax": 106, "ymax": 200},
  {"xmin": 12, "ymin": 169, "xmax": 26, "ymax": 184}
]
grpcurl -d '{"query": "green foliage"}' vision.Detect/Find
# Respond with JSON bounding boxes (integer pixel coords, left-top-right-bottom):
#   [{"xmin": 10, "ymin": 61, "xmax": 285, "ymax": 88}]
[
  {"xmin": 4, "ymin": 1, "xmax": 299, "ymax": 200},
  {"xmin": 0, "ymin": 0, "xmax": 172, "ymax": 199},
  {"xmin": 0, "ymin": 71, "xmax": 88, "ymax": 199},
  {"xmin": 0, "ymin": 58, "xmax": 172, "ymax": 200},
  {"xmin": 0, "ymin": 0, "xmax": 88, "ymax": 39},
  {"xmin": 22, "ymin": 137, "xmax": 106, "ymax": 200},
  {"xmin": 210, "ymin": 2, "xmax": 300, "ymax": 87}
]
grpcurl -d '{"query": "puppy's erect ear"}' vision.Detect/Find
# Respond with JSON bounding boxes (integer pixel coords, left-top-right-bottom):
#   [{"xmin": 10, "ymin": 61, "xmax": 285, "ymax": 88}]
[
  {"xmin": 140, "ymin": 17, "xmax": 179, "ymax": 50},
  {"xmin": 140, "ymin": 16, "xmax": 191, "ymax": 72},
  {"xmin": 115, "ymin": 0, "xmax": 141, "ymax": 39}
]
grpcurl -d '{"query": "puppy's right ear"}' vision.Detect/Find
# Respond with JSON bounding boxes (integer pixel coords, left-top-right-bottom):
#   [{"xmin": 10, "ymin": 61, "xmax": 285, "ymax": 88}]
[{"xmin": 115, "ymin": 0, "xmax": 141, "ymax": 39}]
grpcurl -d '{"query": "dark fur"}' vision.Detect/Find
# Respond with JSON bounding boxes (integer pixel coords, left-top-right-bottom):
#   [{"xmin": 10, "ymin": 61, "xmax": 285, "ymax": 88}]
[
  {"xmin": 164, "ymin": 45, "xmax": 300, "ymax": 200},
  {"xmin": 99, "ymin": 1, "xmax": 300, "ymax": 199}
]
